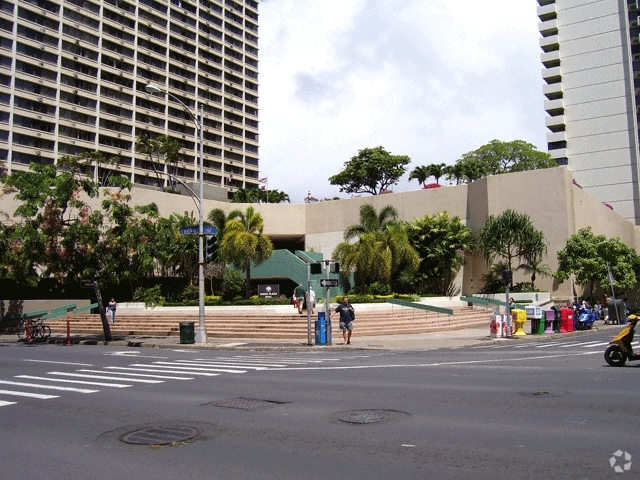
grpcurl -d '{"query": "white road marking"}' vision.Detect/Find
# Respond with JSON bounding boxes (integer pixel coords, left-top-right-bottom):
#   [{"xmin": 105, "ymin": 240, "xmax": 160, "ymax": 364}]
[
  {"xmin": 78, "ymin": 369, "xmax": 193, "ymax": 380},
  {"xmin": 216, "ymin": 342, "xmax": 247, "ymax": 347},
  {"xmin": 0, "ymin": 389, "xmax": 58, "ymax": 399},
  {"xmin": 175, "ymin": 360, "xmax": 273, "ymax": 369},
  {"xmin": 558, "ymin": 341, "xmax": 602, "ymax": 348},
  {"xmin": 24, "ymin": 359, "xmax": 93, "ymax": 366},
  {"xmin": 583, "ymin": 342, "xmax": 610, "ymax": 348},
  {"xmin": 140, "ymin": 362, "xmax": 246, "ymax": 374},
  {"xmin": 104, "ymin": 366, "xmax": 219, "ymax": 377},
  {"xmin": 45, "ymin": 372, "xmax": 163, "ymax": 383},
  {"xmin": 261, "ymin": 351, "xmax": 602, "ymax": 371},
  {"xmin": 514, "ymin": 343, "xmax": 555, "ymax": 348},
  {"xmin": 0, "ymin": 379, "xmax": 98, "ymax": 393},
  {"xmin": 104, "ymin": 352, "xmax": 168, "ymax": 359},
  {"xmin": 15, "ymin": 375, "xmax": 131, "ymax": 388},
  {"xmin": 0, "ymin": 400, "xmax": 17, "ymax": 407}
]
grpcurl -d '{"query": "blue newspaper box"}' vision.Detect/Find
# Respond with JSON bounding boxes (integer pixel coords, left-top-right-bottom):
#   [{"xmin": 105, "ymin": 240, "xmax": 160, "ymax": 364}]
[{"xmin": 315, "ymin": 311, "xmax": 327, "ymax": 345}]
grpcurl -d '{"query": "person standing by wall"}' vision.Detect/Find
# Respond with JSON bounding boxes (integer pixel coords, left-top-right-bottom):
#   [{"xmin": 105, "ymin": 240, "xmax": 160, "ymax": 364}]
[
  {"xmin": 308, "ymin": 287, "xmax": 316, "ymax": 315},
  {"xmin": 108, "ymin": 298, "xmax": 117, "ymax": 324},
  {"xmin": 294, "ymin": 283, "xmax": 306, "ymax": 314},
  {"xmin": 335, "ymin": 296, "xmax": 355, "ymax": 345}
]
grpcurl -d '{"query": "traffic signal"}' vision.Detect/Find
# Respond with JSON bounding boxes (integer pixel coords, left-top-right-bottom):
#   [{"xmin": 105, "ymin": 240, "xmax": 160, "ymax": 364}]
[
  {"xmin": 330, "ymin": 262, "xmax": 340, "ymax": 274},
  {"xmin": 205, "ymin": 235, "xmax": 218, "ymax": 262},
  {"xmin": 501, "ymin": 269, "xmax": 512, "ymax": 284},
  {"xmin": 310, "ymin": 263, "xmax": 322, "ymax": 274}
]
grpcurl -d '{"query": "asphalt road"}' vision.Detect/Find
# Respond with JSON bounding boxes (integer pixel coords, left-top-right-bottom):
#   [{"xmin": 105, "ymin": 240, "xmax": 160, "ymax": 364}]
[{"xmin": 0, "ymin": 330, "xmax": 638, "ymax": 480}]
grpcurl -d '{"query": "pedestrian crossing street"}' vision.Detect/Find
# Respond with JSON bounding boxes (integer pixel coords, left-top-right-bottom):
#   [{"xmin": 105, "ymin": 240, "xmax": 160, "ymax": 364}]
[
  {"xmin": 0, "ymin": 352, "xmax": 345, "ymax": 408},
  {"xmin": 471, "ymin": 339, "xmax": 639, "ymax": 351}
]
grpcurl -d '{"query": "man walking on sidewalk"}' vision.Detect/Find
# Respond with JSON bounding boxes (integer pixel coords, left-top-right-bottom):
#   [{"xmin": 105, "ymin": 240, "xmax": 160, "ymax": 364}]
[{"xmin": 335, "ymin": 296, "xmax": 355, "ymax": 345}]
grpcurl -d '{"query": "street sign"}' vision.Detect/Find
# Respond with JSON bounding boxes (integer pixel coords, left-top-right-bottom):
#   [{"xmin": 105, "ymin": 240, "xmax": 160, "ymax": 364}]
[
  {"xmin": 320, "ymin": 278, "xmax": 339, "ymax": 288},
  {"xmin": 80, "ymin": 279, "xmax": 93, "ymax": 289},
  {"xmin": 179, "ymin": 226, "xmax": 217, "ymax": 235}
]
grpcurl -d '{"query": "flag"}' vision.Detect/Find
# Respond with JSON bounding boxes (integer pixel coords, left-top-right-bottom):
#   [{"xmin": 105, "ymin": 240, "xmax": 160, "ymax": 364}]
[{"xmin": 259, "ymin": 177, "xmax": 267, "ymax": 183}]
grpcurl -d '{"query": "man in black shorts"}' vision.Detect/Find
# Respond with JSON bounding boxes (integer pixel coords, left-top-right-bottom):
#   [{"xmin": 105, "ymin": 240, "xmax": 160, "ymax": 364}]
[{"xmin": 335, "ymin": 296, "xmax": 354, "ymax": 345}]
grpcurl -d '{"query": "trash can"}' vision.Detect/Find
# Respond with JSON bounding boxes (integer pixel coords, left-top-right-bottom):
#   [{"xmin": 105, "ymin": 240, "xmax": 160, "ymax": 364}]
[
  {"xmin": 315, "ymin": 312, "xmax": 327, "ymax": 346},
  {"xmin": 607, "ymin": 299, "xmax": 625, "ymax": 325},
  {"xmin": 179, "ymin": 321, "xmax": 195, "ymax": 344}
]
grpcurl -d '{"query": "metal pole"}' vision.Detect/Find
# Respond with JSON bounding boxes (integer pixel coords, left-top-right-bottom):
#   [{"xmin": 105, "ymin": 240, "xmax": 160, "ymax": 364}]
[
  {"xmin": 325, "ymin": 260, "xmax": 332, "ymax": 345},
  {"xmin": 195, "ymin": 104, "xmax": 207, "ymax": 344},
  {"xmin": 505, "ymin": 285, "xmax": 511, "ymax": 337},
  {"xmin": 306, "ymin": 263, "xmax": 312, "ymax": 345}
]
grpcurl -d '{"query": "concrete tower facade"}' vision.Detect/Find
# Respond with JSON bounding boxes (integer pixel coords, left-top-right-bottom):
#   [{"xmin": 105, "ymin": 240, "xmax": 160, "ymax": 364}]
[
  {"xmin": 0, "ymin": 0, "xmax": 259, "ymax": 199},
  {"xmin": 538, "ymin": 0, "xmax": 640, "ymax": 223}
]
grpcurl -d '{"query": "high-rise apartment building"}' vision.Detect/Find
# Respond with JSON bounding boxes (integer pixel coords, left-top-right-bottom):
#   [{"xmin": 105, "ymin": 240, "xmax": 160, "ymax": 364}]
[
  {"xmin": 538, "ymin": 0, "xmax": 640, "ymax": 223},
  {"xmin": 0, "ymin": 0, "xmax": 259, "ymax": 199}
]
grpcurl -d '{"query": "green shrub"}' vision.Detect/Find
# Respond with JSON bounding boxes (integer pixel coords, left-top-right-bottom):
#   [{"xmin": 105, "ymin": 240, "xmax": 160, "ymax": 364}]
[
  {"xmin": 133, "ymin": 285, "xmax": 165, "ymax": 307},
  {"xmin": 222, "ymin": 270, "xmax": 245, "ymax": 300},
  {"xmin": 368, "ymin": 282, "xmax": 391, "ymax": 295},
  {"xmin": 180, "ymin": 285, "xmax": 199, "ymax": 301}
]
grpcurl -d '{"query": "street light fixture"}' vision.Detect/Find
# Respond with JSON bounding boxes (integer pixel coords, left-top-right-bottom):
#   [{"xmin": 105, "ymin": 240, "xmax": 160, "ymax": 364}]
[{"xmin": 145, "ymin": 83, "xmax": 207, "ymax": 344}]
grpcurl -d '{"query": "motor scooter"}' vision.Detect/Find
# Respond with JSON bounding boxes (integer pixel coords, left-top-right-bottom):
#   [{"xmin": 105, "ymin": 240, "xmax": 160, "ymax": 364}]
[{"xmin": 604, "ymin": 314, "xmax": 640, "ymax": 366}]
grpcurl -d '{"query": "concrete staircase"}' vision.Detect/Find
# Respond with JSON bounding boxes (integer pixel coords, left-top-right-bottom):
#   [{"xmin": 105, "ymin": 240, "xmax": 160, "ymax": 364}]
[{"xmin": 45, "ymin": 305, "xmax": 493, "ymax": 340}]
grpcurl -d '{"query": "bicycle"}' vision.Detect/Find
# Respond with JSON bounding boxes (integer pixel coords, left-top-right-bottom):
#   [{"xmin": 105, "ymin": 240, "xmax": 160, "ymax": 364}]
[{"xmin": 17, "ymin": 318, "xmax": 52, "ymax": 340}]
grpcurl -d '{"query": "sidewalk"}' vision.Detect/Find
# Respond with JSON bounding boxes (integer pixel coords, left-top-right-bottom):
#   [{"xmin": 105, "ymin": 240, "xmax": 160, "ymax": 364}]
[{"xmin": 0, "ymin": 322, "xmax": 623, "ymax": 351}]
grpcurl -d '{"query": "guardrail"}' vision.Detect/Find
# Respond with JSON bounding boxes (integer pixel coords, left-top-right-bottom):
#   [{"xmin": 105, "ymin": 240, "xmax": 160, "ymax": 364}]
[
  {"xmin": 460, "ymin": 296, "xmax": 527, "ymax": 309},
  {"xmin": 385, "ymin": 298, "xmax": 453, "ymax": 315}
]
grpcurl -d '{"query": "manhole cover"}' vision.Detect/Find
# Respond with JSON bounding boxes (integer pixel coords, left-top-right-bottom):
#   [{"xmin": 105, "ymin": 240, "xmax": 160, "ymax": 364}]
[
  {"xmin": 120, "ymin": 425, "xmax": 198, "ymax": 445},
  {"xmin": 208, "ymin": 397, "xmax": 288, "ymax": 411},
  {"xmin": 339, "ymin": 409, "xmax": 406, "ymax": 424},
  {"xmin": 518, "ymin": 390, "xmax": 568, "ymax": 398}
]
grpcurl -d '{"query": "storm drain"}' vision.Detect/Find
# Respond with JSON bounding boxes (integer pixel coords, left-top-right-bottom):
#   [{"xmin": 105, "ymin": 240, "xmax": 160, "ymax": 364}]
[
  {"xmin": 518, "ymin": 390, "xmax": 568, "ymax": 398},
  {"xmin": 339, "ymin": 409, "xmax": 408, "ymax": 425},
  {"xmin": 208, "ymin": 397, "xmax": 289, "ymax": 411},
  {"xmin": 120, "ymin": 425, "xmax": 198, "ymax": 445}
]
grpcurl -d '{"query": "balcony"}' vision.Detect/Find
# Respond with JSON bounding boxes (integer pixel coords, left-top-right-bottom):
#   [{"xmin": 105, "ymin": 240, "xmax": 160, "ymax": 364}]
[
  {"xmin": 544, "ymin": 98, "xmax": 564, "ymax": 116},
  {"xmin": 539, "ymin": 34, "xmax": 559, "ymax": 53},
  {"xmin": 541, "ymin": 50, "xmax": 560, "ymax": 69},
  {"xmin": 537, "ymin": 4, "xmax": 556, "ymax": 22},
  {"xmin": 543, "ymin": 82, "xmax": 563, "ymax": 100},
  {"xmin": 538, "ymin": 19, "xmax": 558, "ymax": 37},
  {"xmin": 542, "ymin": 66, "xmax": 562, "ymax": 84},
  {"xmin": 545, "ymin": 115, "xmax": 566, "ymax": 132},
  {"xmin": 546, "ymin": 131, "xmax": 566, "ymax": 144}
]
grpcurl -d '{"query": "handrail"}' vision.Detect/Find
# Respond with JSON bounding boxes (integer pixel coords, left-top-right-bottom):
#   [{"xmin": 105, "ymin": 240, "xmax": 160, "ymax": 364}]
[{"xmin": 385, "ymin": 298, "xmax": 453, "ymax": 315}]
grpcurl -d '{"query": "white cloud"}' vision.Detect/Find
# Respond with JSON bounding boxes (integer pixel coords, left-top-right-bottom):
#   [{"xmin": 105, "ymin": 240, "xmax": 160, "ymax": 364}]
[{"xmin": 258, "ymin": 0, "xmax": 546, "ymax": 201}]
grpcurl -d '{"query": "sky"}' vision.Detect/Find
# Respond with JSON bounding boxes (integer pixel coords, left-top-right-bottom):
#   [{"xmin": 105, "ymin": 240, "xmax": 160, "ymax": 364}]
[{"xmin": 257, "ymin": 0, "xmax": 547, "ymax": 203}]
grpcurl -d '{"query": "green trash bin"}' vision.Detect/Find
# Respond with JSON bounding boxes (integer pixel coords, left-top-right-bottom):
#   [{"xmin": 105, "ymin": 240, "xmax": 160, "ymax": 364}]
[{"xmin": 179, "ymin": 321, "xmax": 195, "ymax": 344}]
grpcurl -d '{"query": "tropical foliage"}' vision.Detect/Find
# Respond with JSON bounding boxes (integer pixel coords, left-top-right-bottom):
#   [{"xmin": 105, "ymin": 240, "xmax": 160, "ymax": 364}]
[
  {"xmin": 232, "ymin": 187, "xmax": 290, "ymax": 204},
  {"xmin": 554, "ymin": 227, "xmax": 640, "ymax": 299},
  {"xmin": 329, "ymin": 146, "xmax": 411, "ymax": 196}
]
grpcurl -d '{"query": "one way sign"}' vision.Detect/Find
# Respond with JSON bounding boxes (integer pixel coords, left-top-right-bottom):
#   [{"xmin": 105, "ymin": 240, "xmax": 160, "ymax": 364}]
[{"xmin": 320, "ymin": 278, "xmax": 339, "ymax": 288}]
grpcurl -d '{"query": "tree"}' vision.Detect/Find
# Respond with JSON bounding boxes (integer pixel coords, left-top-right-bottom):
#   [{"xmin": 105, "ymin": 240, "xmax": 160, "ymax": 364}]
[
  {"xmin": 220, "ymin": 206, "xmax": 274, "ymax": 299},
  {"xmin": 408, "ymin": 165, "xmax": 429, "ymax": 187},
  {"xmin": 406, "ymin": 212, "xmax": 474, "ymax": 295},
  {"xmin": 333, "ymin": 204, "xmax": 418, "ymax": 293},
  {"xmin": 427, "ymin": 163, "xmax": 447, "ymax": 185},
  {"xmin": 476, "ymin": 209, "xmax": 547, "ymax": 289},
  {"xmin": 554, "ymin": 227, "xmax": 640, "ymax": 300},
  {"xmin": 135, "ymin": 134, "xmax": 181, "ymax": 190},
  {"xmin": 446, "ymin": 140, "xmax": 556, "ymax": 185},
  {"xmin": 231, "ymin": 187, "xmax": 290, "ymax": 203},
  {"xmin": 328, "ymin": 146, "xmax": 411, "ymax": 196},
  {"xmin": 517, "ymin": 230, "xmax": 552, "ymax": 290}
]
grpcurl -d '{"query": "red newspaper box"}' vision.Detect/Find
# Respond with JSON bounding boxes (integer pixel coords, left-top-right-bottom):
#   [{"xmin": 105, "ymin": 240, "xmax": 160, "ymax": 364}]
[{"xmin": 560, "ymin": 307, "xmax": 573, "ymax": 333}]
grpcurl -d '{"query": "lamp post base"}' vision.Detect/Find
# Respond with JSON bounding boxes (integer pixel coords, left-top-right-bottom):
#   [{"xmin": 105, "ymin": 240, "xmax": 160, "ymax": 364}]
[{"xmin": 195, "ymin": 327, "xmax": 208, "ymax": 344}]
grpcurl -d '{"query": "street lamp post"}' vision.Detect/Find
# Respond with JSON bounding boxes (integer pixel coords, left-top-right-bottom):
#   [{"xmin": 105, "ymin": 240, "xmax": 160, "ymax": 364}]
[{"xmin": 145, "ymin": 83, "xmax": 207, "ymax": 344}]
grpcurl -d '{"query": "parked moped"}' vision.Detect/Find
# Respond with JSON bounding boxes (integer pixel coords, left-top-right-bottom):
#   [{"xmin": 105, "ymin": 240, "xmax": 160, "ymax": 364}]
[{"xmin": 604, "ymin": 315, "xmax": 640, "ymax": 366}]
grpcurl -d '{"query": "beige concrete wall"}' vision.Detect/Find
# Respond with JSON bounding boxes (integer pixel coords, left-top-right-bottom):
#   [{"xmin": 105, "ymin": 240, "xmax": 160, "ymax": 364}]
[{"xmin": 2, "ymin": 167, "xmax": 639, "ymax": 301}]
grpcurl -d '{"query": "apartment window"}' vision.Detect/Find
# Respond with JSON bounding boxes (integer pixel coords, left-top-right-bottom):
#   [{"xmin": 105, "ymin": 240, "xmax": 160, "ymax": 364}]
[
  {"xmin": 98, "ymin": 135, "xmax": 131, "ymax": 149},
  {"xmin": 224, "ymin": 59, "xmax": 243, "ymax": 73},
  {"xmin": 22, "ymin": 0, "xmax": 60, "ymax": 14},
  {"xmin": 203, "ymin": 131, "xmax": 222, "ymax": 142},
  {"xmin": 60, "ymin": 74, "xmax": 97, "ymax": 93},
  {"xmin": 225, "ymin": 150, "xmax": 243, "ymax": 161},
  {"xmin": 62, "ymin": 40, "xmax": 100, "ymax": 61},
  {"xmin": 59, "ymin": 90, "xmax": 98, "ymax": 109},
  {"xmin": 169, "ymin": 63, "xmax": 196, "ymax": 81},
  {"xmin": 17, "ymin": 25, "xmax": 59, "ymax": 47},
  {"xmin": 99, "ymin": 102, "xmax": 133, "ymax": 119},
  {"xmin": 61, "ymin": 57, "xmax": 98, "ymax": 76},
  {"xmin": 14, "ymin": 78, "xmax": 57, "ymax": 98},
  {"xmin": 66, "ymin": 0, "xmax": 101, "ymax": 14},
  {"xmin": 224, "ymin": 137, "xmax": 242, "ymax": 149},
  {"xmin": 169, "ymin": 49, "xmax": 196, "ymax": 67},
  {"xmin": 200, "ymin": 23, "xmax": 223, "ymax": 39},
  {"xmin": 99, "ymin": 118, "xmax": 132, "ymax": 134},
  {"xmin": 100, "ymin": 85, "xmax": 133, "ymax": 103},
  {"xmin": 58, "ymin": 143, "xmax": 91, "ymax": 155},
  {"xmin": 201, "ymin": 50, "xmax": 222, "ymax": 64},
  {"xmin": 245, "ymin": 93, "xmax": 258, "ymax": 105},
  {"xmin": 102, "ymin": 7, "xmax": 136, "ymax": 29},
  {"xmin": 18, "ymin": 7, "xmax": 60, "ymax": 30},
  {"xmin": 225, "ymin": 110, "xmax": 243, "ymax": 122},
  {"xmin": 225, "ymin": 22, "xmax": 243, "ymax": 37},
  {"xmin": 225, "ymin": 46, "xmax": 243, "ymax": 61},
  {"xmin": 139, "ymin": 0, "xmax": 166, "ymax": 14},
  {"xmin": 103, "ymin": 0, "xmax": 136, "ymax": 14},
  {"xmin": 170, "ymin": 8, "xmax": 196, "ymax": 27},
  {"xmin": 138, "ymin": 8, "xmax": 166, "ymax": 27},
  {"xmin": 245, "ymin": 118, "xmax": 258, "ymax": 128},
  {"xmin": 245, "ymin": 105, "xmax": 258, "ymax": 116},
  {"xmin": 16, "ymin": 42, "xmax": 58, "ymax": 64},
  {"xmin": 59, "ymin": 107, "xmax": 96, "ymax": 125},
  {"xmin": 100, "ymin": 70, "xmax": 134, "ymax": 89},
  {"xmin": 200, "ymin": 63, "xmax": 222, "ymax": 77},
  {"xmin": 169, "ymin": 36, "xmax": 196, "ymax": 54},
  {"xmin": 102, "ymin": 24, "xmax": 135, "ymax": 43},
  {"xmin": 13, "ymin": 114, "xmax": 55, "ymax": 133},
  {"xmin": 200, "ymin": 0, "xmax": 222, "ymax": 14},
  {"xmin": 63, "ymin": 9, "xmax": 100, "ymax": 30},
  {"xmin": 245, "ymin": 156, "xmax": 258, "ymax": 166},
  {"xmin": 137, "ymin": 52, "xmax": 166, "ymax": 70},
  {"xmin": 13, "ymin": 132, "xmax": 55, "ymax": 149},
  {"xmin": 139, "ymin": 24, "xmax": 167, "ymax": 42},
  {"xmin": 62, "ymin": 25, "xmax": 99, "ymax": 45},
  {"xmin": 58, "ymin": 125, "xmax": 96, "ymax": 141},
  {"xmin": 201, "ymin": 10, "xmax": 223, "ymax": 27},
  {"xmin": 245, "ymin": 32, "xmax": 258, "ymax": 45},
  {"xmin": 13, "ymin": 151, "xmax": 54, "ymax": 165},
  {"xmin": 200, "ymin": 77, "xmax": 222, "ymax": 90},
  {"xmin": 136, "ymin": 97, "xmax": 165, "ymax": 113}
]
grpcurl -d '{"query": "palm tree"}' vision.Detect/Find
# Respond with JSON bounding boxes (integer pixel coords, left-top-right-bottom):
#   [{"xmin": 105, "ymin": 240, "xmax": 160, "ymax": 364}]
[
  {"xmin": 220, "ymin": 206, "xmax": 273, "ymax": 299},
  {"xmin": 408, "ymin": 165, "xmax": 430, "ymax": 187},
  {"xmin": 334, "ymin": 204, "xmax": 418, "ymax": 293},
  {"xmin": 518, "ymin": 230, "xmax": 551, "ymax": 290},
  {"xmin": 427, "ymin": 163, "xmax": 447, "ymax": 185}
]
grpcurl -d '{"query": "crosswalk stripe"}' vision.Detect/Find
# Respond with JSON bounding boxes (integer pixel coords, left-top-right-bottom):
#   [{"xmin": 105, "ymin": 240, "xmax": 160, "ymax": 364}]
[
  {"xmin": 47, "ymin": 372, "xmax": 163, "ymax": 384},
  {"xmin": 558, "ymin": 341, "xmax": 602, "ymax": 348},
  {"xmin": 514, "ymin": 343, "xmax": 555, "ymax": 348},
  {"xmin": 105, "ymin": 366, "xmax": 219, "ymax": 377},
  {"xmin": 138, "ymin": 362, "xmax": 247, "ymax": 374},
  {"xmin": 0, "ymin": 379, "xmax": 98, "ymax": 393},
  {"xmin": 175, "ymin": 360, "xmax": 273, "ymax": 369},
  {"xmin": 79, "ymin": 369, "xmax": 193, "ymax": 380},
  {"xmin": 215, "ymin": 342, "xmax": 247, "ymax": 347},
  {"xmin": 16, "ymin": 375, "xmax": 131, "ymax": 388},
  {"xmin": 0, "ymin": 389, "xmax": 58, "ymax": 399},
  {"xmin": 0, "ymin": 400, "xmax": 17, "ymax": 407}
]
